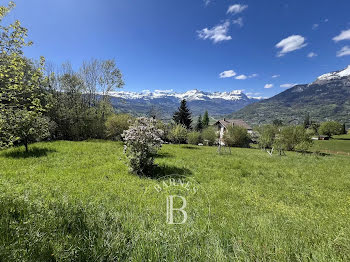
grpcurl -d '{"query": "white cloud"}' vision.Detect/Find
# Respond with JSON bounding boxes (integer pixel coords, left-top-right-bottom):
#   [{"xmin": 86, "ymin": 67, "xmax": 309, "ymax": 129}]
[
  {"xmin": 246, "ymin": 92, "xmax": 261, "ymax": 96},
  {"xmin": 232, "ymin": 17, "xmax": 243, "ymax": 27},
  {"xmin": 324, "ymin": 19, "xmax": 329, "ymax": 22},
  {"xmin": 246, "ymin": 93, "xmax": 265, "ymax": 99},
  {"xmin": 307, "ymin": 52, "xmax": 318, "ymax": 58},
  {"xmin": 227, "ymin": 4, "xmax": 248, "ymax": 15},
  {"xmin": 204, "ymin": 0, "xmax": 210, "ymax": 6},
  {"xmin": 198, "ymin": 21, "xmax": 232, "ymax": 43},
  {"xmin": 235, "ymin": 74, "xmax": 247, "ymax": 80},
  {"xmin": 312, "ymin": 24, "xmax": 319, "ymax": 30},
  {"xmin": 275, "ymin": 35, "xmax": 307, "ymax": 57},
  {"xmin": 333, "ymin": 29, "xmax": 350, "ymax": 42},
  {"xmin": 264, "ymin": 84, "xmax": 274, "ymax": 89},
  {"xmin": 280, "ymin": 83, "xmax": 297, "ymax": 88},
  {"xmin": 336, "ymin": 46, "xmax": 350, "ymax": 57},
  {"xmin": 249, "ymin": 73, "xmax": 258, "ymax": 78},
  {"xmin": 272, "ymin": 74, "xmax": 280, "ymax": 78},
  {"xmin": 219, "ymin": 70, "xmax": 236, "ymax": 78},
  {"xmin": 249, "ymin": 96, "xmax": 267, "ymax": 100}
]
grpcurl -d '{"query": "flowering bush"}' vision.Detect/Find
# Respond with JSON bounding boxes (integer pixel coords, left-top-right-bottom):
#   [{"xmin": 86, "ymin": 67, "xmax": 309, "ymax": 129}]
[{"xmin": 122, "ymin": 117, "xmax": 163, "ymax": 176}]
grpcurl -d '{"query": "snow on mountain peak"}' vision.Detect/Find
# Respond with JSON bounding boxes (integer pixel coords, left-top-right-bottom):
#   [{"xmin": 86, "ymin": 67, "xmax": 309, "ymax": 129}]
[
  {"xmin": 108, "ymin": 89, "xmax": 249, "ymax": 101},
  {"xmin": 317, "ymin": 65, "xmax": 350, "ymax": 81}
]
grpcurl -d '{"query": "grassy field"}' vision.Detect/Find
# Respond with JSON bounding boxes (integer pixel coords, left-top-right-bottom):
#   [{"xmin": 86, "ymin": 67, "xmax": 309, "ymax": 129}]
[
  {"xmin": 1, "ymin": 140, "xmax": 350, "ymax": 261},
  {"xmin": 312, "ymin": 133, "xmax": 350, "ymax": 155}
]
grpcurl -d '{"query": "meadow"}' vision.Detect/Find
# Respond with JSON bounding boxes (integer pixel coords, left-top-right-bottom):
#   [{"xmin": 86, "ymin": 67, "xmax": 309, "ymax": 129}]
[
  {"xmin": 312, "ymin": 133, "xmax": 350, "ymax": 155},
  {"xmin": 1, "ymin": 140, "xmax": 350, "ymax": 261}
]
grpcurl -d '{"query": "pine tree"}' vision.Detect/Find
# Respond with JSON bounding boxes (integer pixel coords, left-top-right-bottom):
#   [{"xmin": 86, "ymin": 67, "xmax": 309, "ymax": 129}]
[
  {"xmin": 195, "ymin": 115, "xmax": 203, "ymax": 131},
  {"xmin": 172, "ymin": 99, "xmax": 192, "ymax": 129},
  {"xmin": 202, "ymin": 110, "xmax": 209, "ymax": 127}
]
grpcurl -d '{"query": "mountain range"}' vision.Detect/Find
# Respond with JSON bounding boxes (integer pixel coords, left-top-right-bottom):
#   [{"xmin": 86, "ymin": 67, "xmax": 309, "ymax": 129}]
[
  {"xmin": 108, "ymin": 89, "xmax": 259, "ymax": 119},
  {"xmin": 231, "ymin": 65, "xmax": 350, "ymax": 125},
  {"xmin": 108, "ymin": 65, "xmax": 350, "ymax": 125}
]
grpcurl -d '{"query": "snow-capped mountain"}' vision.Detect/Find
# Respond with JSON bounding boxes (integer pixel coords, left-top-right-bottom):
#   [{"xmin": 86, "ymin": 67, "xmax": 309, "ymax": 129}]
[
  {"xmin": 314, "ymin": 65, "xmax": 350, "ymax": 83},
  {"xmin": 232, "ymin": 65, "xmax": 350, "ymax": 125},
  {"xmin": 108, "ymin": 89, "xmax": 249, "ymax": 101},
  {"xmin": 107, "ymin": 89, "xmax": 259, "ymax": 119}
]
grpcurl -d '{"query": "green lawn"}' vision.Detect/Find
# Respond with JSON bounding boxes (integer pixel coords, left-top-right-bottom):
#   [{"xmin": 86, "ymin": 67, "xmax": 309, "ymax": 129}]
[
  {"xmin": 1, "ymin": 140, "xmax": 350, "ymax": 261},
  {"xmin": 312, "ymin": 133, "xmax": 350, "ymax": 155}
]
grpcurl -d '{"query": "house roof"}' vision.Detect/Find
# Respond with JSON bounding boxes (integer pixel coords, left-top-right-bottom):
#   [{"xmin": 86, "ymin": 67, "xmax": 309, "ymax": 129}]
[{"xmin": 214, "ymin": 119, "xmax": 252, "ymax": 130}]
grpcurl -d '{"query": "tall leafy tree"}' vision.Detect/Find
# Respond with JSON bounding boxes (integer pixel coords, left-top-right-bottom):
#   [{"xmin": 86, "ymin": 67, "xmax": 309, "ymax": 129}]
[
  {"xmin": 172, "ymin": 99, "xmax": 192, "ymax": 129},
  {"xmin": 195, "ymin": 115, "xmax": 203, "ymax": 131},
  {"xmin": 46, "ymin": 59, "xmax": 124, "ymax": 140},
  {"xmin": 202, "ymin": 110, "xmax": 209, "ymax": 127},
  {"xmin": 0, "ymin": 1, "xmax": 50, "ymax": 151},
  {"xmin": 319, "ymin": 121, "xmax": 343, "ymax": 137}
]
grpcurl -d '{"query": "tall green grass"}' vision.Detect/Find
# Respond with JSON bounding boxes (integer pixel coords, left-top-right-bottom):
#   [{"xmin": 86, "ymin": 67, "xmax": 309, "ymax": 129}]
[
  {"xmin": 312, "ymin": 134, "xmax": 350, "ymax": 154},
  {"xmin": 0, "ymin": 140, "xmax": 350, "ymax": 261}
]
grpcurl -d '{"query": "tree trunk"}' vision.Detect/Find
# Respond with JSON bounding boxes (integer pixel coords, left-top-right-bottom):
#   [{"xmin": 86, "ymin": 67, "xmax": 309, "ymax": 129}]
[{"xmin": 23, "ymin": 138, "xmax": 28, "ymax": 153}]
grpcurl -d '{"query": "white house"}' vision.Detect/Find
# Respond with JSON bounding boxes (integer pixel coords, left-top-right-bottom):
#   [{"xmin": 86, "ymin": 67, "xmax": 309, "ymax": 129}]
[{"xmin": 214, "ymin": 118, "xmax": 253, "ymax": 145}]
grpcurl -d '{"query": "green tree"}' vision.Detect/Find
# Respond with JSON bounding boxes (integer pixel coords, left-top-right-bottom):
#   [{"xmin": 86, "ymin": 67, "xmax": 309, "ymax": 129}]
[
  {"xmin": 223, "ymin": 125, "xmax": 250, "ymax": 148},
  {"xmin": 0, "ymin": 2, "xmax": 51, "ymax": 151},
  {"xmin": 47, "ymin": 59, "xmax": 123, "ymax": 140},
  {"xmin": 275, "ymin": 125, "xmax": 312, "ymax": 152},
  {"xmin": 341, "ymin": 123, "xmax": 346, "ymax": 135},
  {"xmin": 187, "ymin": 131, "xmax": 202, "ymax": 145},
  {"xmin": 201, "ymin": 127, "xmax": 217, "ymax": 146},
  {"xmin": 173, "ymin": 99, "xmax": 192, "ymax": 129},
  {"xmin": 202, "ymin": 110, "xmax": 209, "ymax": 127},
  {"xmin": 319, "ymin": 121, "xmax": 343, "ymax": 137},
  {"xmin": 303, "ymin": 113, "xmax": 310, "ymax": 129},
  {"xmin": 309, "ymin": 121, "xmax": 320, "ymax": 135},
  {"xmin": 105, "ymin": 114, "xmax": 134, "ymax": 140},
  {"xmin": 195, "ymin": 115, "xmax": 203, "ymax": 131},
  {"xmin": 169, "ymin": 124, "xmax": 188, "ymax": 144},
  {"xmin": 257, "ymin": 125, "xmax": 277, "ymax": 149},
  {"xmin": 155, "ymin": 120, "xmax": 169, "ymax": 142},
  {"xmin": 272, "ymin": 119, "xmax": 283, "ymax": 127}
]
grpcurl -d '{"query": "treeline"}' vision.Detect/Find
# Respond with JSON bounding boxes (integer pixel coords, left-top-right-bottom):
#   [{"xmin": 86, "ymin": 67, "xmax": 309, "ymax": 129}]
[
  {"xmin": 46, "ymin": 60, "xmax": 124, "ymax": 140},
  {"xmin": 0, "ymin": 2, "xmax": 125, "ymax": 151},
  {"xmin": 273, "ymin": 114, "xmax": 347, "ymax": 137},
  {"xmin": 105, "ymin": 99, "xmax": 219, "ymax": 146},
  {"xmin": 256, "ymin": 116, "xmax": 348, "ymax": 155}
]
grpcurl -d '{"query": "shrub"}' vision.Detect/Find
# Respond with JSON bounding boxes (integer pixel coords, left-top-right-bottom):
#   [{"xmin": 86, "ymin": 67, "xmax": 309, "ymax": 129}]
[
  {"xmin": 319, "ymin": 121, "xmax": 343, "ymax": 137},
  {"xmin": 187, "ymin": 131, "xmax": 202, "ymax": 145},
  {"xmin": 122, "ymin": 117, "xmax": 163, "ymax": 176},
  {"xmin": 223, "ymin": 126, "xmax": 250, "ymax": 148},
  {"xmin": 201, "ymin": 127, "xmax": 217, "ymax": 146},
  {"xmin": 105, "ymin": 114, "xmax": 134, "ymax": 140},
  {"xmin": 169, "ymin": 124, "xmax": 188, "ymax": 144}
]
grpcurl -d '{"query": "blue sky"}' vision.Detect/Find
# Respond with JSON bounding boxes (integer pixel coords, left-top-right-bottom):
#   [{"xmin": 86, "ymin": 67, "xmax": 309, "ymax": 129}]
[{"xmin": 8, "ymin": 0, "xmax": 350, "ymax": 98}]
